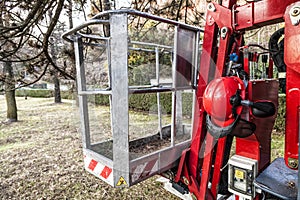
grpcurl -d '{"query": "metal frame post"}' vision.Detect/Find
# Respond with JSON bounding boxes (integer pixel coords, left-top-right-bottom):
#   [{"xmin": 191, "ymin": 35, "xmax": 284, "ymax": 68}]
[
  {"xmin": 171, "ymin": 27, "xmax": 179, "ymax": 147},
  {"xmin": 63, "ymin": 9, "xmax": 203, "ymax": 188},
  {"xmin": 74, "ymin": 36, "xmax": 91, "ymax": 149},
  {"xmin": 283, "ymin": 1, "xmax": 300, "ymax": 170},
  {"xmin": 110, "ymin": 13, "xmax": 130, "ymax": 187},
  {"xmin": 155, "ymin": 47, "xmax": 163, "ymax": 140}
]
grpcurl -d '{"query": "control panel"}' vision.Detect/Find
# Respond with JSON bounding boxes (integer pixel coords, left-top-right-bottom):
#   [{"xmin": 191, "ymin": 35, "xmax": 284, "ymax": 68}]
[{"xmin": 228, "ymin": 155, "xmax": 258, "ymax": 199}]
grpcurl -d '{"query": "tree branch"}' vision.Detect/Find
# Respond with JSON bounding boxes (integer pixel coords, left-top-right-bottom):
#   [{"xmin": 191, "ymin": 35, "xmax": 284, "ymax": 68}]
[{"xmin": 42, "ymin": 0, "xmax": 74, "ymax": 80}]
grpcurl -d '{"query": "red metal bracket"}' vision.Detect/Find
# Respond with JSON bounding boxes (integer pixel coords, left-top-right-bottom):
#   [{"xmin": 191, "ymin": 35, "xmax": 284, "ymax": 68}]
[
  {"xmin": 174, "ymin": 1, "xmax": 300, "ymax": 200},
  {"xmin": 234, "ymin": 0, "xmax": 298, "ymax": 30},
  {"xmin": 284, "ymin": 1, "xmax": 300, "ymax": 169}
]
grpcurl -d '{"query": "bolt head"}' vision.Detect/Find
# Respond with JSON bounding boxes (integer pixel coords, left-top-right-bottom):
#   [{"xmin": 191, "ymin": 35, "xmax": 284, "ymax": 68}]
[
  {"xmin": 207, "ymin": 3, "xmax": 216, "ymax": 12},
  {"xmin": 291, "ymin": 7, "xmax": 300, "ymax": 17},
  {"xmin": 288, "ymin": 157, "xmax": 298, "ymax": 169},
  {"xmin": 191, "ymin": 193, "xmax": 198, "ymax": 200},
  {"xmin": 182, "ymin": 176, "xmax": 190, "ymax": 185}
]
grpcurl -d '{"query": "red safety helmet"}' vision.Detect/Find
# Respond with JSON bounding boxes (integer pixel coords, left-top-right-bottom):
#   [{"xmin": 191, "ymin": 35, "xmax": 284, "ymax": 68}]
[{"xmin": 203, "ymin": 77, "xmax": 245, "ymax": 127}]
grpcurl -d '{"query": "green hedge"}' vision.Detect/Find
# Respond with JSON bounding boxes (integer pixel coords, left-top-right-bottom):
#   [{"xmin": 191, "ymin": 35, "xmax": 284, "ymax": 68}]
[
  {"xmin": 16, "ymin": 89, "xmax": 52, "ymax": 98},
  {"xmin": 15, "ymin": 89, "xmax": 286, "ymax": 132},
  {"xmin": 93, "ymin": 94, "xmax": 110, "ymax": 106},
  {"xmin": 129, "ymin": 93, "xmax": 173, "ymax": 114},
  {"xmin": 15, "ymin": 89, "xmax": 73, "ymax": 99},
  {"xmin": 92, "ymin": 92, "xmax": 193, "ymax": 116},
  {"xmin": 274, "ymin": 95, "xmax": 286, "ymax": 132}
]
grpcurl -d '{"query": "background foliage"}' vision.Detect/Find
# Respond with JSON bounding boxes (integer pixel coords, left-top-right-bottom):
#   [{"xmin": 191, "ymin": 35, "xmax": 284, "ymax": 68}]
[{"xmin": 16, "ymin": 89, "xmax": 286, "ymax": 132}]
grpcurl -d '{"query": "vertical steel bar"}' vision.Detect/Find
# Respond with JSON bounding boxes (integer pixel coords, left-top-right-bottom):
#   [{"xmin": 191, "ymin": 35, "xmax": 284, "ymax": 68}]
[
  {"xmin": 176, "ymin": 91, "xmax": 183, "ymax": 136},
  {"xmin": 172, "ymin": 26, "xmax": 179, "ymax": 89},
  {"xmin": 155, "ymin": 47, "xmax": 160, "ymax": 84},
  {"xmin": 155, "ymin": 47, "xmax": 163, "ymax": 140},
  {"xmin": 193, "ymin": 31, "xmax": 200, "ymax": 88},
  {"xmin": 74, "ymin": 36, "xmax": 91, "ymax": 149},
  {"xmin": 171, "ymin": 26, "xmax": 179, "ymax": 147},
  {"xmin": 107, "ymin": 39, "xmax": 112, "ymax": 88},
  {"xmin": 110, "ymin": 13, "xmax": 130, "ymax": 186}
]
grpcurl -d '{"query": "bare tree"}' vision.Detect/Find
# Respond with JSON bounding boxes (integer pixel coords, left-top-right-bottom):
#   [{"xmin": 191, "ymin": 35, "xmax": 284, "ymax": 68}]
[
  {"xmin": 0, "ymin": 0, "xmax": 75, "ymax": 122},
  {"xmin": 0, "ymin": 1, "xmax": 18, "ymax": 122},
  {"xmin": 0, "ymin": 0, "xmax": 206, "ymax": 122}
]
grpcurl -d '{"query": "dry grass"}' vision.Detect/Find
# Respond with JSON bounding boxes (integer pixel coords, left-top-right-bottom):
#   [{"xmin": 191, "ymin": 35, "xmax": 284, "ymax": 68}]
[
  {"xmin": 0, "ymin": 96, "xmax": 179, "ymax": 200},
  {"xmin": 0, "ymin": 95, "xmax": 285, "ymax": 200}
]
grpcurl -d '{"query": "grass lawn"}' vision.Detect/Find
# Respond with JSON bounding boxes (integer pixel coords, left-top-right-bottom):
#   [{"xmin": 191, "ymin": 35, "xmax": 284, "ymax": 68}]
[
  {"xmin": 0, "ymin": 96, "xmax": 180, "ymax": 200},
  {"xmin": 0, "ymin": 95, "xmax": 285, "ymax": 199}
]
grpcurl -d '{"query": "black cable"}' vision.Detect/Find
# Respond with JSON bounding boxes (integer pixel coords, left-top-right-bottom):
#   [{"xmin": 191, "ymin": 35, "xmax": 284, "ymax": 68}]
[
  {"xmin": 269, "ymin": 27, "xmax": 286, "ymax": 93},
  {"xmin": 247, "ymin": 43, "xmax": 278, "ymax": 53}
]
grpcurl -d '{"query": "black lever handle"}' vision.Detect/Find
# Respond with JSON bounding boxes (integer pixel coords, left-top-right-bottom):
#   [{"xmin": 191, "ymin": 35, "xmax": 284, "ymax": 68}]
[
  {"xmin": 252, "ymin": 102, "xmax": 276, "ymax": 115},
  {"xmin": 241, "ymin": 100, "xmax": 276, "ymax": 118}
]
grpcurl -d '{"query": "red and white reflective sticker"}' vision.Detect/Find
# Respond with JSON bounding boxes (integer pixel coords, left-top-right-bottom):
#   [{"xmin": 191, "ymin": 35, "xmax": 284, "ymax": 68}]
[
  {"xmin": 131, "ymin": 159, "xmax": 158, "ymax": 183},
  {"xmin": 84, "ymin": 154, "xmax": 113, "ymax": 185}
]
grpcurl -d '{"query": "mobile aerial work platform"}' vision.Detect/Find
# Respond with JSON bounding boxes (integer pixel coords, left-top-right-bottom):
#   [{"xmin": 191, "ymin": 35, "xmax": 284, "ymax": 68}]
[
  {"xmin": 63, "ymin": 9, "xmax": 202, "ymax": 187},
  {"xmin": 63, "ymin": 1, "xmax": 300, "ymax": 199}
]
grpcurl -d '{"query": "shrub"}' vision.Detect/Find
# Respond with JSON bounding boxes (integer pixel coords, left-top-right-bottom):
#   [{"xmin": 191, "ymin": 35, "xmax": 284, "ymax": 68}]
[
  {"xmin": 60, "ymin": 91, "xmax": 75, "ymax": 100},
  {"xmin": 128, "ymin": 93, "xmax": 172, "ymax": 114},
  {"xmin": 16, "ymin": 89, "xmax": 53, "ymax": 98},
  {"xmin": 274, "ymin": 95, "xmax": 286, "ymax": 132},
  {"xmin": 15, "ymin": 89, "xmax": 74, "ymax": 100},
  {"xmin": 15, "ymin": 89, "xmax": 286, "ymax": 132},
  {"xmin": 93, "ymin": 92, "xmax": 193, "ymax": 116},
  {"xmin": 94, "ymin": 94, "xmax": 110, "ymax": 106}
]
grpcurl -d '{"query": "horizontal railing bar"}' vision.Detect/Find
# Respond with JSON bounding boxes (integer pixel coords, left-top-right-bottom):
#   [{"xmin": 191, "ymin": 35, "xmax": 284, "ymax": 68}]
[
  {"xmin": 92, "ymin": 9, "xmax": 204, "ymax": 32},
  {"xmin": 128, "ymin": 86, "xmax": 193, "ymax": 94},
  {"xmin": 62, "ymin": 19, "xmax": 110, "ymax": 42},
  {"xmin": 77, "ymin": 33, "xmax": 110, "ymax": 40},
  {"xmin": 78, "ymin": 90, "xmax": 112, "ymax": 95},
  {"xmin": 130, "ymin": 41, "xmax": 173, "ymax": 49}
]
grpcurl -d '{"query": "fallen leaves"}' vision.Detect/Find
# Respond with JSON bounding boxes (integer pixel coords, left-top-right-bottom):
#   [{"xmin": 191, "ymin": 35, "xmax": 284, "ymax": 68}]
[{"xmin": 0, "ymin": 96, "xmax": 179, "ymax": 199}]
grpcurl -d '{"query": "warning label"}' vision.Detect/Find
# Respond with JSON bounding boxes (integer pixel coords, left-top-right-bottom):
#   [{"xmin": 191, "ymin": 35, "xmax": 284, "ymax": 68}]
[
  {"xmin": 116, "ymin": 176, "xmax": 127, "ymax": 186},
  {"xmin": 235, "ymin": 169, "xmax": 245, "ymax": 180}
]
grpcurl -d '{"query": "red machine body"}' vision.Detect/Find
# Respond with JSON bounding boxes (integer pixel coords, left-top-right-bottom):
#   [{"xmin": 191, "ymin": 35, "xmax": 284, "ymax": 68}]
[
  {"xmin": 173, "ymin": 0, "xmax": 300, "ymax": 199},
  {"xmin": 64, "ymin": 1, "xmax": 300, "ymax": 199},
  {"xmin": 284, "ymin": 3, "xmax": 300, "ymax": 169}
]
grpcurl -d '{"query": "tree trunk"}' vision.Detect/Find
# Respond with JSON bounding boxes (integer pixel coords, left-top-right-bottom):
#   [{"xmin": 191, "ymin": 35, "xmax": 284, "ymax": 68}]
[
  {"xmin": 50, "ymin": 41, "xmax": 61, "ymax": 103},
  {"xmin": 68, "ymin": 0, "xmax": 79, "ymax": 106},
  {"xmin": 50, "ymin": 45, "xmax": 61, "ymax": 104},
  {"xmin": 4, "ymin": 61, "xmax": 18, "ymax": 122},
  {"xmin": 48, "ymin": 8, "xmax": 62, "ymax": 104},
  {"xmin": 53, "ymin": 73, "xmax": 61, "ymax": 103},
  {"xmin": 103, "ymin": 0, "xmax": 111, "ymax": 36}
]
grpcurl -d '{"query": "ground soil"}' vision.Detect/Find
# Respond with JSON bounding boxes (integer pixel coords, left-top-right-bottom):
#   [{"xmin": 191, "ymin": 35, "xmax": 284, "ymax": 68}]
[
  {"xmin": 0, "ymin": 96, "xmax": 180, "ymax": 200},
  {"xmin": 0, "ymin": 96, "xmax": 285, "ymax": 200}
]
